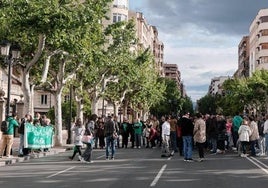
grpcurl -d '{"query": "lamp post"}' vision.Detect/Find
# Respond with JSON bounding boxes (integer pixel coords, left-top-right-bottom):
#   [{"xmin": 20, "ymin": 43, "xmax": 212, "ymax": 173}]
[
  {"xmin": 0, "ymin": 41, "xmax": 21, "ymax": 119},
  {"xmin": 66, "ymin": 84, "xmax": 73, "ymax": 144}
]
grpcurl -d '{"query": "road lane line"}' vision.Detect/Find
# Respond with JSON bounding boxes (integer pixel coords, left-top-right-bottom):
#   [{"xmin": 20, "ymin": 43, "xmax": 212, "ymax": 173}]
[
  {"xmin": 249, "ymin": 157, "xmax": 268, "ymax": 169},
  {"xmin": 150, "ymin": 164, "xmax": 167, "ymax": 187},
  {"xmin": 46, "ymin": 166, "xmax": 76, "ymax": 178},
  {"xmin": 246, "ymin": 157, "xmax": 268, "ymax": 175}
]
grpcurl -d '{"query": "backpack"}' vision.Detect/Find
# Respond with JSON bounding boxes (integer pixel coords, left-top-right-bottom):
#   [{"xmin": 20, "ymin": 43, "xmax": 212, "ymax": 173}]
[{"xmin": 1, "ymin": 120, "xmax": 9, "ymax": 134}]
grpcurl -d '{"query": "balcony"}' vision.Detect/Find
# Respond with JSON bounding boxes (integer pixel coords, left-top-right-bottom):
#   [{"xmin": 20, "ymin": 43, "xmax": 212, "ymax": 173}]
[{"xmin": 257, "ymin": 49, "xmax": 268, "ymax": 58}]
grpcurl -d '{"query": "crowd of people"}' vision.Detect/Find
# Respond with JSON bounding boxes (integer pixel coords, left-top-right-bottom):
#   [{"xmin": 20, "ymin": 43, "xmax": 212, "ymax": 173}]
[
  {"xmin": 0, "ymin": 112, "xmax": 54, "ymax": 158},
  {"xmin": 1, "ymin": 111, "xmax": 268, "ymax": 163},
  {"xmin": 70, "ymin": 112, "xmax": 268, "ymax": 163}
]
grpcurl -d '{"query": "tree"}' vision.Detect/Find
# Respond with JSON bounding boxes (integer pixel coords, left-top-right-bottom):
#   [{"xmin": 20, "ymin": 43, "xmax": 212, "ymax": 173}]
[
  {"xmin": 150, "ymin": 77, "xmax": 182, "ymax": 117},
  {"xmin": 197, "ymin": 94, "xmax": 217, "ymax": 115},
  {"xmin": 0, "ymin": 0, "xmax": 113, "ymax": 145}
]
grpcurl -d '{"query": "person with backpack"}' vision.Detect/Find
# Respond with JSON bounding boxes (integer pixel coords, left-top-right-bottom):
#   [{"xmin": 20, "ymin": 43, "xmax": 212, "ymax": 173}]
[{"xmin": 0, "ymin": 113, "xmax": 19, "ymax": 158}]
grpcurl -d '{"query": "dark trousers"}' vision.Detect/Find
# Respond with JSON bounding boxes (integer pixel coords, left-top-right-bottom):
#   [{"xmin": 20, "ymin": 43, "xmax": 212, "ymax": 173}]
[
  {"xmin": 82, "ymin": 143, "xmax": 92, "ymax": 162},
  {"xmin": 241, "ymin": 141, "xmax": 249, "ymax": 154},
  {"xmin": 250, "ymin": 140, "xmax": 257, "ymax": 156},
  {"xmin": 71, "ymin": 145, "xmax": 82, "ymax": 159},
  {"xmin": 176, "ymin": 137, "xmax": 183, "ymax": 156},
  {"xmin": 122, "ymin": 132, "xmax": 129, "ymax": 148},
  {"xmin": 196, "ymin": 142, "xmax": 205, "ymax": 158}
]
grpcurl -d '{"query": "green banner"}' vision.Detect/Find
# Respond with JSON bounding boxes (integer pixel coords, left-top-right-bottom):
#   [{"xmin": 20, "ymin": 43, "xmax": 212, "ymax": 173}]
[{"xmin": 24, "ymin": 123, "xmax": 54, "ymax": 149}]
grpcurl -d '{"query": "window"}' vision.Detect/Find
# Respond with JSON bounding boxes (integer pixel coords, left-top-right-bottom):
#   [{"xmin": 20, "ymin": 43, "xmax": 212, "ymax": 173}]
[
  {"xmin": 261, "ymin": 43, "xmax": 268, "ymax": 49},
  {"xmin": 261, "ymin": 29, "xmax": 268, "ymax": 36},
  {"xmin": 113, "ymin": 0, "xmax": 128, "ymax": 9},
  {"xmin": 41, "ymin": 94, "xmax": 47, "ymax": 105},
  {"xmin": 112, "ymin": 13, "xmax": 127, "ymax": 23}
]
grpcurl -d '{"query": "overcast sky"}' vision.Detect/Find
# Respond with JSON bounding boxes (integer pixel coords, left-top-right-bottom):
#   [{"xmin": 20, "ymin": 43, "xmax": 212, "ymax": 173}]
[{"xmin": 129, "ymin": 0, "xmax": 268, "ymax": 102}]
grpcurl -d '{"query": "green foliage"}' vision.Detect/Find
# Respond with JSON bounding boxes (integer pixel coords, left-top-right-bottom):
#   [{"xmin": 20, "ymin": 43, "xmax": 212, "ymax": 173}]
[
  {"xmin": 150, "ymin": 77, "xmax": 183, "ymax": 117},
  {"xmin": 199, "ymin": 70, "xmax": 268, "ymax": 116},
  {"xmin": 197, "ymin": 94, "xmax": 216, "ymax": 115},
  {"xmin": 181, "ymin": 96, "xmax": 194, "ymax": 116}
]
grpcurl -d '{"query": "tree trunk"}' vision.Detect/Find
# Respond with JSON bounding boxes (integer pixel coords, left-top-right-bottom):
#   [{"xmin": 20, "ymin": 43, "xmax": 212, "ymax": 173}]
[
  {"xmin": 21, "ymin": 71, "xmax": 34, "ymax": 116},
  {"xmin": 54, "ymin": 89, "xmax": 63, "ymax": 146},
  {"xmin": 91, "ymin": 91, "xmax": 99, "ymax": 115},
  {"xmin": 77, "ymin": 99, "xmax": 84, "ymax": 122}
]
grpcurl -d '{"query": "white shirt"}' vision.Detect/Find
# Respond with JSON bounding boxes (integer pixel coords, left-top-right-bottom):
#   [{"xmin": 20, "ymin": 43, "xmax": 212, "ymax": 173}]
[
  {"xmin": 264, "ymin": 120, "xmax": 268, "ymax": 134},
  {"xmin": 161, "ymin": 121, "xmax": 170, "ymax": 138}
]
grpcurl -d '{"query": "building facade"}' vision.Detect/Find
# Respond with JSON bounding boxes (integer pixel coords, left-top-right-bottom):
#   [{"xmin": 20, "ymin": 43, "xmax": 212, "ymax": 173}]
[
  {"xmin": 249, "ymin": 8, "xmax": 268, "ymax": 76},
  {"xmin": 163, "ymin": 64, "xmax": 181, "ymax": 89},
  {"xmin": 208, "ymin": 76, "xmax": 229, "ymax": 96},
  {"xmin": 234, "ymin": 36, "xmax": 250, "ymax": 78}
]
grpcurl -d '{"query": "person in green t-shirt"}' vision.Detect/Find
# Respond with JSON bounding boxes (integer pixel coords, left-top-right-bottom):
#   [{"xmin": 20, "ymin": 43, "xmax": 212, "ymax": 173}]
[
  {"xmin": 232, "ymin": 114, "xmax": 243, "ymax": 149},
  {"xmin": 133, "ymin": 119, "xmax": 143, "ymax": 148},
  {"xmin": 0, "ymin": 113, "xmax": 19, "ymax": 158}
]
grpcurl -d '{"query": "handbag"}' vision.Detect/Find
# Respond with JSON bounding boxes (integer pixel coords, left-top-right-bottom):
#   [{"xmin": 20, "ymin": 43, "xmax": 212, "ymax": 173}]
[
  {"xmin": 113, "ymin": 132, "xmax": 118, "ymax": 139},
  {"xmin": 82, "ymin": 135, "xmax": 92, "ymax": 143},
  {"xmin": 82, "ymin": 135, "xmax": 95, "ymax": 145}
]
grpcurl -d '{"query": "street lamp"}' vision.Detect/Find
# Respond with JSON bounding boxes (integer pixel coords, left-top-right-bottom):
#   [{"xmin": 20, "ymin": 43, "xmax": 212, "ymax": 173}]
[
  {"xmin": 66, "ymin": 84, "xmax": 73, "ymax": 144},
  {"xmin": 0, "ymin": 40, "xmax": 21, "ymax": 119}
]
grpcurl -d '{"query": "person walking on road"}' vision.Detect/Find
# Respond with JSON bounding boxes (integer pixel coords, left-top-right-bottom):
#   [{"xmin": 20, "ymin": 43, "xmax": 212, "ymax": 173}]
[
  {"xmin": 193, "ymin": 113, "xmax": 206, "ymax": 162},
  {"xmin": 179, "ymin": 112, "xmax": 194, "ymax": 162},
  {"xmin": 79, "ymin": 114, "xmax": 98, "ymax": 163},
  {"xmin": 69, "ymin": 118, "xmax": 85, "ymax": 160}
]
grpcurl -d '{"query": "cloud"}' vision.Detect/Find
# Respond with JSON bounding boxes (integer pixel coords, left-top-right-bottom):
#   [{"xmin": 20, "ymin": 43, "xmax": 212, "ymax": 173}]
[{"xmin": 129, "ymin": 0, "xmax": 268, "ymax": 101}]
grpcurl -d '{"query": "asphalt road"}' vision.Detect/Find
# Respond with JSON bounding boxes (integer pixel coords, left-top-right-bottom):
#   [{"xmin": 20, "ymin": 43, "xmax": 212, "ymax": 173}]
[{"xmin": 0, "ymin": 147, "xmax": 268, "ymax": 188}]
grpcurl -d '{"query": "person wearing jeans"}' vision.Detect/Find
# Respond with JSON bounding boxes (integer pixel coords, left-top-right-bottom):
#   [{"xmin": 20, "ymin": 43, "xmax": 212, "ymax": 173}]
[
  {"xmin": 104, "ymin": 115, "xmax": 116, "ymax": 160},
  {"xmin": 179, "ymin": 112, "xmax": 194, "ymax": 162},
  {"xmin": 182, "ymin": 136, "xmax": 193, "ymax": 161}
]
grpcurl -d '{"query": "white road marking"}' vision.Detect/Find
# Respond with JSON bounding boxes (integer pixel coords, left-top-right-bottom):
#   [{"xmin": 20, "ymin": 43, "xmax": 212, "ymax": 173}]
[
  {"xmin": 247, "ymin": 157, "xmax": 268, "ymax": 175},
  {"xmin": 46, "ymin": 166, "xmax": 76, "ymax": 178},
  {"xmin": 150, "ymin": 164, "xmax": 167, "ymax": 187}
]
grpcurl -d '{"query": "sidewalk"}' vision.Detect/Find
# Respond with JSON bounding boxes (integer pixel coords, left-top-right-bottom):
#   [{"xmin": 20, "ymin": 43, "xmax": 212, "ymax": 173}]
[{"xmin": 0, "ymin": 137, "xmax": 73, "ymax": 167}]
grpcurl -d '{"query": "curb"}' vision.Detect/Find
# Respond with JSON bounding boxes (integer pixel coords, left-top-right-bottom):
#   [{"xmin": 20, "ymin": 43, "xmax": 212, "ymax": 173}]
[{"xmin": 0, "ymin": 147, "xmax": 71, "ymax": 167}]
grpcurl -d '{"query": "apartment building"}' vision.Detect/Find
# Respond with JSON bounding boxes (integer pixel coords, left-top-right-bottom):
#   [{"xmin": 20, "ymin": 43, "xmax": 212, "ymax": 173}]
[
  {"xmin": 129, "ymin": 11, "xmax": 165, "ymax": 76},
  {"xmin": 249, "ymin": 8, "xmax": 268, "ymax": 76},
  {"xmin": 234, "ymin": 36, "xmax": 250, "ymax": 78},
  {"xmin": 208, "ymin": 76, "xmax": 229, "ymax": 96},
  {"xmin": 163, "ymin": 64, "xmax": 181, "ymax": 88}
]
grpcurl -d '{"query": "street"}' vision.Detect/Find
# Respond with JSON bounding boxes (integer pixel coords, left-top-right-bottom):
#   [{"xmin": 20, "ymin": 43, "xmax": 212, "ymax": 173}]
[{"xmin": 0, "ymin": 147, "xmax": 268, "ymax": 188}]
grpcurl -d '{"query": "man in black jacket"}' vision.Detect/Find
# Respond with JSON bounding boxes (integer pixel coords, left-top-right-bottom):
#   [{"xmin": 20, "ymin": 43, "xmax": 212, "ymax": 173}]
[
  {"xmin": 104, "ymin": 115, "xmax": 116, "ymax": 160},
  {"xmin": 178, "ymin": 112, "xmax": 194, "ymax": 162}
]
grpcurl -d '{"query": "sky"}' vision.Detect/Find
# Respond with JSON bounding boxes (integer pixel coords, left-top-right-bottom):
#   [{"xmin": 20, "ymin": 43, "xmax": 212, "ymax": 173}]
[{"xmin": 129, "ymin": 0, "xmax": 268, "ymax": 102}]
